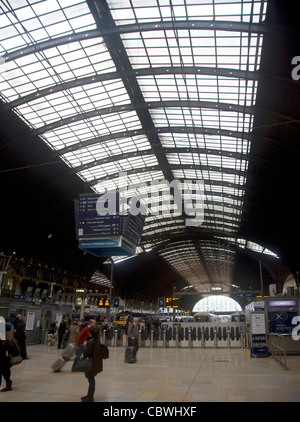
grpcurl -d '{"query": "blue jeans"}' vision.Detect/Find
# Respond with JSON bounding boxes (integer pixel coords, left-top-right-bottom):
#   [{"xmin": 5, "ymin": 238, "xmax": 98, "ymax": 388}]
[{"xmin": 75, "ymin": 344, "xmax": 84, "ymax": 360}]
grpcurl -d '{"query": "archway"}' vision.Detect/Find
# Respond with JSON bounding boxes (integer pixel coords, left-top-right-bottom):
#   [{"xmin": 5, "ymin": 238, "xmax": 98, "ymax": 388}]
[{"xmin": 193, "ymin": 295, "xmax": 242, "ymax": 313}]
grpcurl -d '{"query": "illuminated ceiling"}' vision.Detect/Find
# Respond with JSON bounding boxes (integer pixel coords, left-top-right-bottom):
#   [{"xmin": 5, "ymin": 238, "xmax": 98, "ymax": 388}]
[{"xmin": 0, "ymin": 0, "xmax": 298, "ymax": 303}]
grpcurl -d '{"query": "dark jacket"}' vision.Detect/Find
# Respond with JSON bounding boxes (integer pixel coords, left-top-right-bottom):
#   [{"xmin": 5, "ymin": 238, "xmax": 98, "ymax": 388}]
[
  {"xmin": 127, "ymin": 323, "xmax": 139, "ymax": 339},
  {"xmin": 84, "ymin": 337, "xmax": 103, "ymax": 377},
  {"xmin": 58, "ymin": 320, "xmax": 68, "ymax": 335},
  {"xmin": 0, "ymin": 339, "xmax": 13, "ymax": 370}
]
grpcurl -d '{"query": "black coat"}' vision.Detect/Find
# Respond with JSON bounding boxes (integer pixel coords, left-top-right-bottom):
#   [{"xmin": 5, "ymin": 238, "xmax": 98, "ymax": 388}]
[
  {"xmin": 84, "ymin": 337, "xmax": 103, "ymax": 377},
  {"xmin": 58, "ymin": 321, "xmax": 68, "ymax": 334},
  {"xmin": 0, "ymin": 340, "xmax": 13, "ymax": 371}
]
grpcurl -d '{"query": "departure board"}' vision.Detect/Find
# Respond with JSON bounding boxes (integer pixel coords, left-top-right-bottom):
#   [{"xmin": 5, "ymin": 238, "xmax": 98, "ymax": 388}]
[
  {"xmin": 74, "ymin": 192, "xmax": 145, "ymax": 257},
  {"xmin": 76, "ymin": 193, "xmax": 120, "ymax": 238}
]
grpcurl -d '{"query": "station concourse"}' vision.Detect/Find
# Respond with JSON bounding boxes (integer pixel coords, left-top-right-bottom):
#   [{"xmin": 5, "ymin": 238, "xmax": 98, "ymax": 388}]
[
  {"xmin": 0, "ymin": 0, "xmax": 300, "ymax": 405},
  {"xmin": 0, "ymin": 343, "xmax": 300, "ymax": 403}
]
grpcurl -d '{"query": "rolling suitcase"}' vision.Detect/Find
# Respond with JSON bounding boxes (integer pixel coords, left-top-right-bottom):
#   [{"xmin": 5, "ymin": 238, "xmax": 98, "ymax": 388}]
[
  {"xmin": 52, "ymin": 344, "xmax": 77, "ymax": 372},
  {"xmin": 51, "ymin": 357, "xmax": 66, "ymax": 372},
  {"xmin": 125, "ymin": 346, "xmax": 136, "ymax": 363},
  {"xmin": 61, "ymin": 343, "xmax": 77, "ymax": 361}
]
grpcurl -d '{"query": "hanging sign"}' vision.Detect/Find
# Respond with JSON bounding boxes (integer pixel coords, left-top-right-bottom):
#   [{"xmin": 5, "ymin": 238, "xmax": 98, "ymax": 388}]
[{"xmin": 74, "ymin": 192, "xmax": 145, "ymax": 257}]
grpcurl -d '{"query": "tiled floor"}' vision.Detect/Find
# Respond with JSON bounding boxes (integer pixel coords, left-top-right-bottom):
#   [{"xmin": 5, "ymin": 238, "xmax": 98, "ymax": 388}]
[{"xmin": 1, "ymin": 343, "xmax": 300, "ymax": 402}]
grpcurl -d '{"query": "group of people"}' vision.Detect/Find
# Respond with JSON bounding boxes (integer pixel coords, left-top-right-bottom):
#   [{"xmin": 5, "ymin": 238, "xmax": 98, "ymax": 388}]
[
  {"xmin": 0, "ymin": 314, "xmax": 29, "ymax": 393},
  {"xmin": 48, "ymin": 317, "xmax": 109, "ymax": 350},
  {"xmin": 1, "ymin": 314, "xmax": 141, "ymax": 401},
  {"xmin": 50, "ymin": 318, "xmax": 104, "ymax": 402},
  {"xmin": 57, "ymin": 318, "xmax": 104, "ymax": 402}
]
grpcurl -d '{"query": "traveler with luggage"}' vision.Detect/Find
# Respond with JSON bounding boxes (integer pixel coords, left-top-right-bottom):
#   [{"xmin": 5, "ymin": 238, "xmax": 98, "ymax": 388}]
[
  {"xmin": 125, "ymin": 317, "xmax": 139, "ymax": 363},
  {"xmin": 127, "ymin": 317, "xmax": 139, "ymax": 351},
  {"xmin": 75, "ymin": 319, "xmax": 96, "ymax": 360}
]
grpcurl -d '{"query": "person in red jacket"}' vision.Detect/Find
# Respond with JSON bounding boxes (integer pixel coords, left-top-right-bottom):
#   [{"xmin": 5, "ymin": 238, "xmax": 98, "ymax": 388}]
[{"xmin": 75, "ymin": 319, "xmax": 96, "ymax": 359}]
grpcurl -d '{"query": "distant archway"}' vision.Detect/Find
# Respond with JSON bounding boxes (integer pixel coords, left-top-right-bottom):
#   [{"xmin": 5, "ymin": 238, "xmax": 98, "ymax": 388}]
[{"xmin": 193, "ymin": 295, "xmax": 242, "ymax": 313}]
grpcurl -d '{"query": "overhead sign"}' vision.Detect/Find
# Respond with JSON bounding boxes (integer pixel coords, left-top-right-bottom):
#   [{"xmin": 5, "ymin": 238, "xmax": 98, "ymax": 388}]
[
  {"xmin": 76, "ymin": 193, "xmax": 120, "ymax": 238},
  {"xmin": 165, "ymin": 297, "xmax": 179, "ymax": 308},
  {"xmin": 98, "ymin": 297, "xmax": 110, "ymax": 308},
  {"xmin": 236, "ymin": 293, "xmax": 253, "ymax": 299},
  {"xmin": 74, "ymin": 192, "xmax": 145, "ymax": 257},
  {"xmin": 13, "ymin": 295, "xmax": 26, "ymax": 300},
  {"xmin": 158, "ymin": 297, "xmax": 165, "ymax": 308},
  {"xmin": 267, "ymin": 300, "xmax": 298, "ymax": 307},
  {"xmin": 210, "ymin": 286, "xmax": 222, "ymax": 292}
]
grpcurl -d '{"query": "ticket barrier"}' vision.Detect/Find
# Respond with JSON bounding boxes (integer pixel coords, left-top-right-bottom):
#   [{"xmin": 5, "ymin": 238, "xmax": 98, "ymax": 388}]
[
  {"xmin": 101, "ymin": 326, "xmax": 114, "ymax": 346},
  {"xmin": 104, "ymin": 323, "xmax": 245, "ymax": 349},
  {"xmin": 227, "ymin": 327, "xmax": 231, "ymax": 349},
  {"xmin": 184, "ymin": 325, "xmax": 245, "ymax": 349},
  {"xmin": 113, "ymin": 327, "xmax": 123, "ymax": 347}
]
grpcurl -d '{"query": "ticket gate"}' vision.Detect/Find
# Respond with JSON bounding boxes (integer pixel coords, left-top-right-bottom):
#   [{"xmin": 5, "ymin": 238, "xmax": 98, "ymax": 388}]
[
  {"xmin": 146, "ymin": 323, "xmax": 245, "ymax": 349},
  {"xmin": 101, "ymin": 322, "xmax": 246, "ymax": 349}
]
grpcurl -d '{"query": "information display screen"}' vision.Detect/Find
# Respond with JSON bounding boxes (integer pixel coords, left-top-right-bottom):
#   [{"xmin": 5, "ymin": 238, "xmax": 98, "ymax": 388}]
[{"xmin": 74, "ymin": 192, "xmax": 145, "ymax": 257}]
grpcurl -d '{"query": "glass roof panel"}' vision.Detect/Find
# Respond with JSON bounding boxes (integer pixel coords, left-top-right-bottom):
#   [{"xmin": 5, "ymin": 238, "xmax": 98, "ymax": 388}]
[{"xmin": 108, "ymin": 0, "xmax": 267, "ymax": 24}]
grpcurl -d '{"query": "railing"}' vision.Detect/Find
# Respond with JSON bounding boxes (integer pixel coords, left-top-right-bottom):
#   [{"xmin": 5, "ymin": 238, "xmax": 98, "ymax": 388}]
[{"xmin": 270, "ymin": 333, "xmax": 288, "ymax": 370}]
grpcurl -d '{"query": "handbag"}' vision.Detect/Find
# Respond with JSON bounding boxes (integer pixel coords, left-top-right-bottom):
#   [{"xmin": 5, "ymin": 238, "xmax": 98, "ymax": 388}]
[
  {"xmin": 9, "ymin": 355, "xmax": 23, "ymax": 366},
  {"xmin": 9, "ymin": 340, "xmax": 23, "ymax": 366},
  {"xmin": 100, "ymin": 343, "xmax": 109, "ymax": 359},
  {"xmin": 71, "ymin": 357, "xmax": 93, "ymax": 372}
]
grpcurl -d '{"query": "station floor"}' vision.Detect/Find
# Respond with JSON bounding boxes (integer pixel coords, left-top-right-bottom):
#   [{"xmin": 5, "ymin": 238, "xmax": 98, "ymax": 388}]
[{"xmin": 1, "ymin": 343, "xmax": 300, "ymax": 403}]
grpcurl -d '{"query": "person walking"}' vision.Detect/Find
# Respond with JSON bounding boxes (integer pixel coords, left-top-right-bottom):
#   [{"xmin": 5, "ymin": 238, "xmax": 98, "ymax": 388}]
[
  {"xmin": 75, "ymin": 319, "xmax": 96, "ymax": 359},
  {"xmin": 66, "ymin": 320, "xmax": 80, "ymax": 346},
  {"xmin": 81, "ymin": 325, "xmax": 103, "ymax": 402}
]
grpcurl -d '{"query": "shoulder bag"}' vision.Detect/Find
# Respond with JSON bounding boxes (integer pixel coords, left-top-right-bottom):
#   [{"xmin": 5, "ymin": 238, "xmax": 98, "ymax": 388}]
[
  {"xmin": 71, "ymin": 357, "xmax": 92, "ymax": 372},
  {"xmin": 100, "ymin": 343, "xmax": 109, "ymax": 359},
  {"xmin": 9, "ymin": 340, "xmax": 23, "ymax": 366}
]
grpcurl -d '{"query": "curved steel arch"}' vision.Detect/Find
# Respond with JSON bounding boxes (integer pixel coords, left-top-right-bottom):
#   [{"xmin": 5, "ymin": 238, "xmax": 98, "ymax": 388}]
[
  {"xmin": 33, "ymin": 99, "xmax": 254, "ymax": 136},
  {"xmin": 2, "ymin": 20, "xmax": 266, "ymax": 63},
  {"xmin": 56, "ymin": 126, "xmax": 251, "ymax": 155},
  {"xmin": 8, "ymin": 65, "xmax": 260, "ymax": 110},
  {"xmin": 87, "ymin": 163, "xmax": 247, "ymax": 187},
  {"xmin": 70, "ymin": 147, "xmax": 248, "ymax": 173}
]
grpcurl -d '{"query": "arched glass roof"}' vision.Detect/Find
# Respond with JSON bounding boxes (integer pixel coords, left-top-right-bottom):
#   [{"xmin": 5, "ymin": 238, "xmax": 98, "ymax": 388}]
[{"xmin": 0, "ymin": 0, "xmax": 277, "ymax": 296}]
